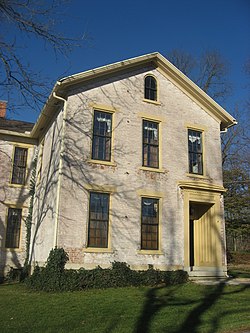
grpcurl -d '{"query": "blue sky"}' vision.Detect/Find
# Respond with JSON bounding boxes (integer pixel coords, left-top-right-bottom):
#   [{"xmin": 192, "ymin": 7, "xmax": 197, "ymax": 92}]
[{"xmin": 5, "ymin": 0, "xmax": 250, "ymax": 123}]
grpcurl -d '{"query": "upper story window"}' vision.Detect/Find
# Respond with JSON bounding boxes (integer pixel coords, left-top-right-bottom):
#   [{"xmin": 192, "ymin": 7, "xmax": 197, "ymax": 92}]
[
  {"xmin": 141, "ymin": 197, "xmax": 159, "ymax": 250},
  {"xmin": 143, "ymin": 120, "xmax": 159, "ymax": 168},
  {"xmin": 188, "ymin": 129, "xmax": 203, "ymax": 175},
  {"xmin": 88, "ymin": 192, "xmax": 110, "ymax": 248},
  {"xmin": 92, "ymin": 110, "xmax": 112, "ymax": 161},
  {"xmin": 144, "ymin": 75, "xmax": 157, "ymax": 101},
  {"xmin": 11, "ymin": 147, "xmax": 28, "ymax": 185},
  {"xmin": 5, "ymin": 207, "xmax": 22, "ymax": 248}
]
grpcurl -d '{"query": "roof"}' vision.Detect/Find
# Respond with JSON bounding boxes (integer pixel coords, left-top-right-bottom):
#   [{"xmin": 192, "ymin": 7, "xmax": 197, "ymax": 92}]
[
  {"xmin": 0, "ymin": 118, "xmax": 34, "ymax": 133},
  {"xmin": 1, "ymin": 52, "xmax": 237, "ymax": 139}
]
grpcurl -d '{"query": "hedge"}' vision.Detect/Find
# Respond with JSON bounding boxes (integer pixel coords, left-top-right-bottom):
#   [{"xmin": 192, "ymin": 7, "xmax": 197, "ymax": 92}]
[{"xmin": 25, "ymin": 248, "xmax": 188, "ymax": 292}]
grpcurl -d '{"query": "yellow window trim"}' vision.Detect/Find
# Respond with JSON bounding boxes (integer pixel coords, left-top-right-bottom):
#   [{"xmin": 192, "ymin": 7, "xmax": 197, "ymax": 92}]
[
  {"xmin": 89, "ymin": 103, "xmax": 119, "ymax": 113},
  {"xmin": 138, "ymin": 191, "xmax": 163, "ymax": 252},
  {"xmin": 143, "ymin": 98, "xmax": 161, "ymax": 106},
  {"xmin": 82, "ymin": 248, "xmax": 113, "ymax": 253},
  {"xmin": 186, "ymin": 125, "xmax": 206, "ymax": 177},
  {"xmin": 87, "ymin": 159, "xmax": 117, "ymax": 167},
  {"xmin": 141, "ymin": 117, "xmax": 163, "ymax": 170},
  {"xmin": 138, "ymin": 113, "xmax": 166, "ymax": 123},
  {"xmin": 84, "ymin": 183, "xmax": 117, "ymax": 193},
  {"xmin": 85, "ymin": 189, "xmax": 114, "ymax": 251},
  {"xmin": 144, "ymin": 73, "xmax": 160, "ymax": 103},
  {"xmin": 90, "ymin": 108, "xmax": 116, "ymax": 164},
  {"xmin": 3, "ymin": 205, "xmax": 26, "ymax": 251},
  {"xmin": 137, "ymin": 250, "xmax": 164, "ymax": 255},
  {"xmin": 139, "ymin": 166, "xmax": 166, "ymax": 173},
  {"xmin": 9, "ymin": 144, "xmax": 30, "ymax": 186}
]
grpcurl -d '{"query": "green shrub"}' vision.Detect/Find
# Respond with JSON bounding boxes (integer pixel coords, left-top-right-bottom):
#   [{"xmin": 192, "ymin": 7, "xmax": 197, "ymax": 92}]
[{"xmin": 26, "ymin": 249, "xmax": 188, "ymax": 292}]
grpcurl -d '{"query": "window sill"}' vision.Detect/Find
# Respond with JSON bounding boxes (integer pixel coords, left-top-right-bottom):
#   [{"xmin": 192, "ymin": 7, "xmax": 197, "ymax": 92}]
[
  {"xmin": 143, "ymin": 99, "xmax": 161, "ymax": 106},
  {"xmin": 186, "ymin": 173, "xmax": 210, "ymax": 180},
  {"xmin": 137, "ymin": 250, "xmax": 164, "ymax": 255},
  {"xmin": 139, "ymin": 166, "xmax": 166, "ymax": 173},
  {"xmin": 7, "ymin": 183, "xmax": 28, "ymax": 188},
  {"xmin": 83, "ymin": 247, "xmax": 113, "ymax": 254},
  {"xmin": 87, "ymin": 159, "xmax": 117, "ymax": 167},
  {"xmin": 3, "ymin": 247, "xmax": 22, "ymax": 252}
]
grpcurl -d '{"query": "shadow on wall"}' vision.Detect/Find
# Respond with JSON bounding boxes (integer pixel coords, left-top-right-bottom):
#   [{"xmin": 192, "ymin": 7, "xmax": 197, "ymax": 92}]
[{"xmin": 0, "ymin": 141, "xmax": 34, "ymax": 277}]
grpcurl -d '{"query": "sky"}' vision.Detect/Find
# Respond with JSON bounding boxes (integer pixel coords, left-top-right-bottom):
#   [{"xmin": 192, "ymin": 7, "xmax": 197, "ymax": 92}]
[{"xmin": 4, "ymin": 0, "xmax": 250, "ymax": 123}]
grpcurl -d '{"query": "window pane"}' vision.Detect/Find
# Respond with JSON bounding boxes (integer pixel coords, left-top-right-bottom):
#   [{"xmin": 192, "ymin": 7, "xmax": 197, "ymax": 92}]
[
  {"xmin": 5, "ymin": 208, "xmax": 22, "ymax": 248},
  {"xmin": 144, "ymin": 76, "xmax": 157, "ymax": 101},
  {"xmin": 141, "ymin": 198, "xmax": 159, "ymax": 250},
  {"xmin": 11, "ymin": 147, "xmax": 28, "ymax": 185},
  {"xmin": 143, "ymin": 120, "xmax": 159, "ymax": 168},
  {"xmin": 92, "ymin": 111, "xmax": 112, "ymax": 161},
  {"xmin": 188, "ymin": 130, "xmax": 203, "ymax": 175},
  {"xmin": 88, "ymin": 192, "xmax": 110, "ymax": 248}
]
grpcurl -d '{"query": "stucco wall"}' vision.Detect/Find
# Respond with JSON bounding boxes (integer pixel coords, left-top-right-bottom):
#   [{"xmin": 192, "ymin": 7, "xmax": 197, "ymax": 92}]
[{"xmin": 29, "ymin": 108, "xmax": 63, "ymax": 265}]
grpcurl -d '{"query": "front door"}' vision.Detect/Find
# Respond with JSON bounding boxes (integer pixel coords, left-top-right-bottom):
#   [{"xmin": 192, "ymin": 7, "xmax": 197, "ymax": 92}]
[{"xmin": 189, "ymin": 203, "xmax": 221, "ymax": 268}]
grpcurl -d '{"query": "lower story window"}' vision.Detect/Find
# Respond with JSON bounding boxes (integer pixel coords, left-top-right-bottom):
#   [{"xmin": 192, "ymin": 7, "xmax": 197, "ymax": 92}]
[
  {"xmin": 141, "ymin": 197, "xmax": 159, "ymax": 250},
  {"xmin": 88, "ymin": 192, "xmax": 110, "ymax": 248},
  {"xmin": 5, "ymin": 208, "xmax": 22, "ymax": 248}
]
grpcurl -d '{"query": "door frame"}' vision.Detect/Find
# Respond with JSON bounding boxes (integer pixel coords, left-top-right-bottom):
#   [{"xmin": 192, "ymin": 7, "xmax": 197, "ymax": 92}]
[{"xmin": 179, "ymin": 181, "xmax": 226, "ymax": 272}]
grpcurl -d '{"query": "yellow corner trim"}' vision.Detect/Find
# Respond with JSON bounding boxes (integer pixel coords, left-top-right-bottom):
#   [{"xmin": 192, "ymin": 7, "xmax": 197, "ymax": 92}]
[{"xmin": 87, "ymin": 159, "xmax": 117, "ymax": 167}]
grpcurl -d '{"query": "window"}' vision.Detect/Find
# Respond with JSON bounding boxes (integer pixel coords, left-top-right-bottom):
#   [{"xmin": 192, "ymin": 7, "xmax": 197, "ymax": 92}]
[
  {"xmin": 188, "ymin": 129, "xmax": 203, "ymax": 174},
  {"xmin": 143, "ymin": 120, "xmax": 159, "ymax": 168},
  {"xmin": 141, "ymin": 198, "xmax": 159, "ymax": 250},
  {"xmin": 144, "ymin": 75, "xmax": 157, "ymax": 101},
  {"xmin": 92, "ymin": 111, "xmax": 112, "ymax": 161},
  {"xmin": 5, "ymin": 208, "xmax": 22, "ymax": 248},
  {"xmin": 11, "ymin": 147, "xmax": 28, "ymax": 185},
  {"xmin": 88, "ymin": 192, "xmax": 110, "ymax": 248}
]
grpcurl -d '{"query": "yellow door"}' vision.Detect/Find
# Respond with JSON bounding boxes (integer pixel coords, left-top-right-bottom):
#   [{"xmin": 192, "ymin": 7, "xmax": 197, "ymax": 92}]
[{"xmin": 191, "ymin": 203, "xmax": 221, "ymax": 267}]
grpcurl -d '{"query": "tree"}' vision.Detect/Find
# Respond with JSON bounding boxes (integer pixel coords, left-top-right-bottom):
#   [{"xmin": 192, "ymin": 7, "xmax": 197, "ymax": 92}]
[
  {"xmin": 167, "ymin": 49, "xmax": 231, "ymax": 102},
  {"xmin": 0, "ymin": 0, "xmax": 83, "ymax": 113},
  {"xmin": 167, "ymin": 49, "xmax": 250, "ymax": 251}
]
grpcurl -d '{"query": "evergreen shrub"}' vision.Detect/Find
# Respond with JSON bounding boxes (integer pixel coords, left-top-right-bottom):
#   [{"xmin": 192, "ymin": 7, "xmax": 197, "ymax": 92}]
[{"xmin": 26, "ymin": 248, "xmax": 188, "ymax": 291}]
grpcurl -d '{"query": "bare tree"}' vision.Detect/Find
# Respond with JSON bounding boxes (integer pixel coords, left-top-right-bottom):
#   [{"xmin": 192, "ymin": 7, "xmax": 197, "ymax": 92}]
[
  {"xmin": 0, "ymin": 0, "xmax": 83, "ymax": 114},
  {"xmin": 167, "ymin": 49, "xmax": 232, "ymax": 102}
]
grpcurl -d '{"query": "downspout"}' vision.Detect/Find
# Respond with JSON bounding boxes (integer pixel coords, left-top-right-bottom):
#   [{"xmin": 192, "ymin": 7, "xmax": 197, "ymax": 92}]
[{"xmin": 52, "ymin": 88, "xmax": 67, "ymax": 248}]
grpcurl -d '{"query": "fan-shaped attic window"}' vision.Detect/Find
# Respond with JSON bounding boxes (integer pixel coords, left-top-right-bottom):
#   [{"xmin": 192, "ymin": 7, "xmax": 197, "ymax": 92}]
[{"xmin": 144, "ymin": 75, "xmax": 157, "ymax": 101}]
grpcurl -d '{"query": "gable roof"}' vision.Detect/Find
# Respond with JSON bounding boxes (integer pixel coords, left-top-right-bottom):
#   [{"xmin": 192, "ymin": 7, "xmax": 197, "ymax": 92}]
[{"xmin": 30, "ymin": 52, "xmax": 236, "ymax": 138}]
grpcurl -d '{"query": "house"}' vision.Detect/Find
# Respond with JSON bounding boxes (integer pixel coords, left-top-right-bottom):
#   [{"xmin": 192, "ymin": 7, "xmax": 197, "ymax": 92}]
[
  {"xmin": 0, "ymin": 53, "xmax": 236, "ymax": 278},
  {"xmin": 0, "ymin": 101, "xmax": 35, "ymax": 277}
]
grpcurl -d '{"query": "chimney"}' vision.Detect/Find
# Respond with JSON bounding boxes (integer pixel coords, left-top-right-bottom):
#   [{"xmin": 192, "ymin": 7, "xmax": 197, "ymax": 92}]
[{"xmin": 0, "ymin": 101, "xmax": 7, "ymax": 118}]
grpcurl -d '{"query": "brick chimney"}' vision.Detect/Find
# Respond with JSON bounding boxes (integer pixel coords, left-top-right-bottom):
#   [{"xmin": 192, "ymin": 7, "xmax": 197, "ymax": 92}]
[{"xmin": 0, "ymin": 101, "xmax": 7, "ymax": 118}]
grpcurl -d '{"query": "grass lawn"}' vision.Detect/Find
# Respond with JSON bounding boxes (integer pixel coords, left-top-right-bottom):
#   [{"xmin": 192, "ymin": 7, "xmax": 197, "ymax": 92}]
[{"xmin": 0, "ymin": 282, "xmax": 249, "ymax": 333}]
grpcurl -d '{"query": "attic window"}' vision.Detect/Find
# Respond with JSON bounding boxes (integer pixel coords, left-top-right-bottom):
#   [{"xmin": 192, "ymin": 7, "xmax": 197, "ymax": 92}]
[{"xmin": 144, "ymin": 75, "xmax": 157, "ymax": 101}]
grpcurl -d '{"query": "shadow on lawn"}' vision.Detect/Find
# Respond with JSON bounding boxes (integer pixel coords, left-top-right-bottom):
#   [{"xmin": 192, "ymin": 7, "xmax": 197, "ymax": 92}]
[{"xmin": 134, "ymin": 280, "xmax": 250, "ymax": 333}]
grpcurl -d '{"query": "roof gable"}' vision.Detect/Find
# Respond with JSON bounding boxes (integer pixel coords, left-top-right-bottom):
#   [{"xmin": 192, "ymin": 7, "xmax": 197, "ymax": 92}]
[{"xmin": 31, "ymin": 52, "xmax": 236, "ymax": 138}]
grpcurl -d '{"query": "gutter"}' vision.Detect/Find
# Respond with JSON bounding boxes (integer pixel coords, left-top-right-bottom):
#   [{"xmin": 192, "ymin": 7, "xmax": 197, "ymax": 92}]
[{"xmin": 52, "ymin": 88, "xmax": 67, "ymax": 248}]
